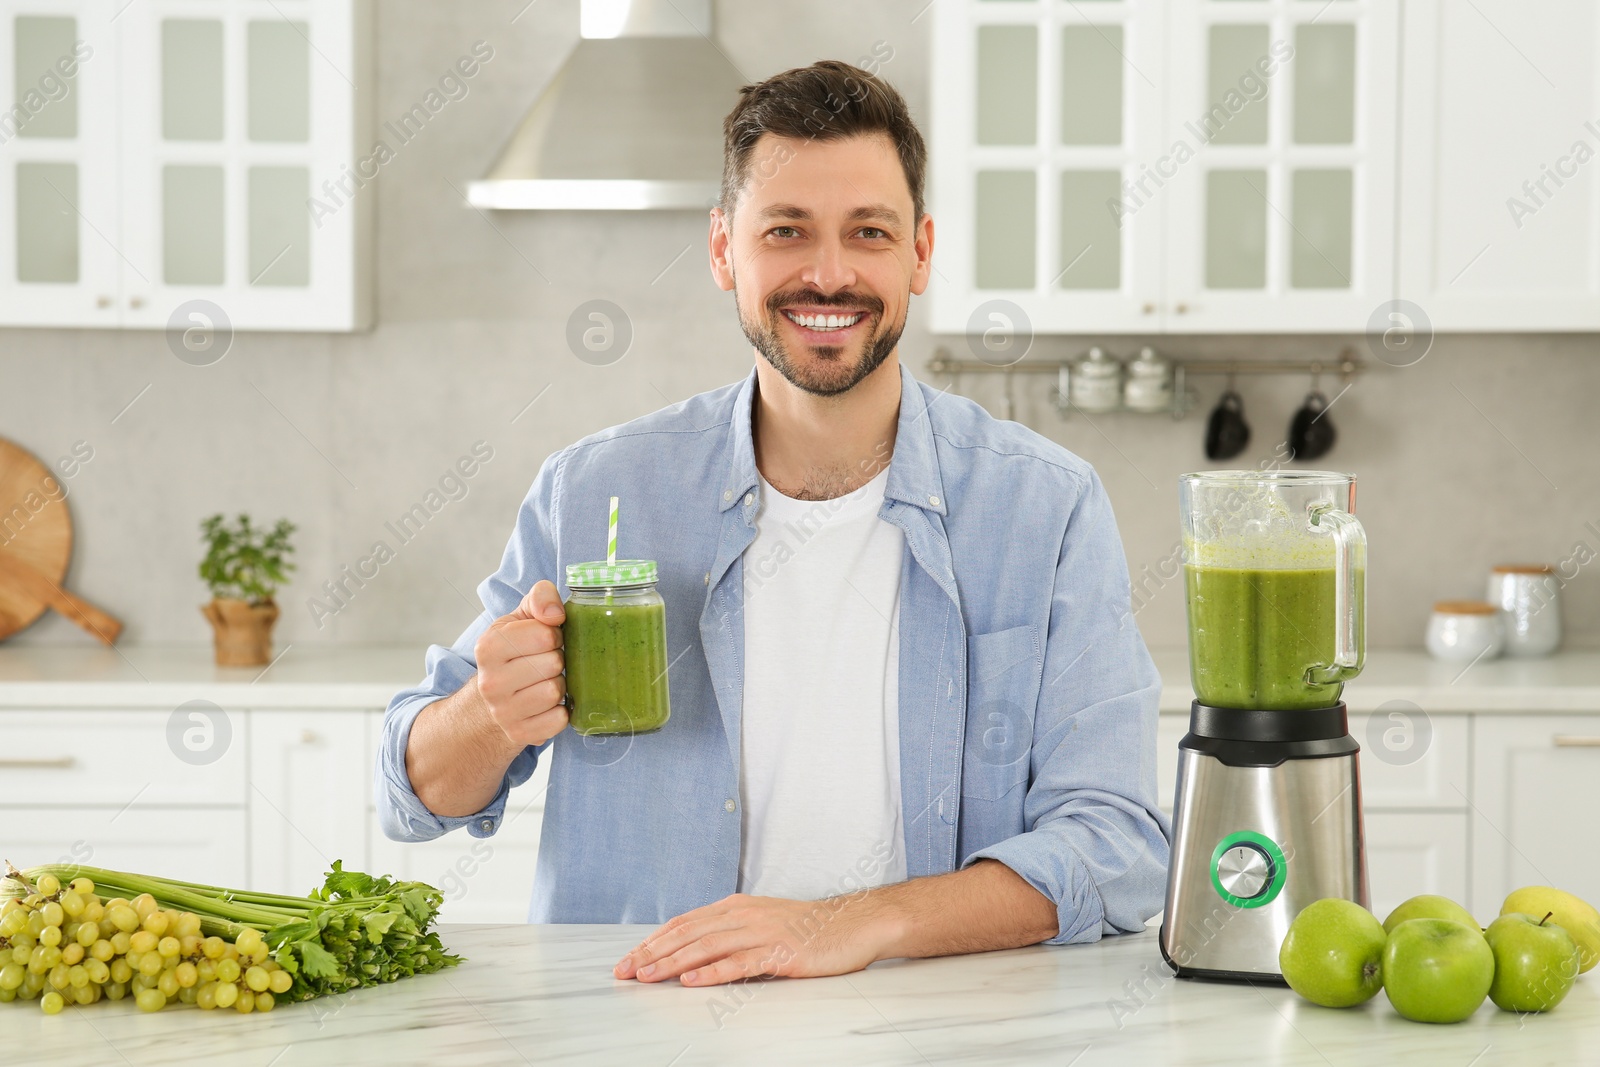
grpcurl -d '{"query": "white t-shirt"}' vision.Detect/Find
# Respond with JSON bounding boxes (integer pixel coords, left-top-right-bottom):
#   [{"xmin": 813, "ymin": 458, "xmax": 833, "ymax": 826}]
[{"xmin": 737, "ymin": 465, "xmax": 909, "ymax": 901}]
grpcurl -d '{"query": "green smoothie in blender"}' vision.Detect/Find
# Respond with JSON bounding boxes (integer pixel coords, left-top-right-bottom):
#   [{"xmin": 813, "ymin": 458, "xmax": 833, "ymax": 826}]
[{"xmin": 1185, "ymin": 564, "xmax": 1365, "ymax": 710}]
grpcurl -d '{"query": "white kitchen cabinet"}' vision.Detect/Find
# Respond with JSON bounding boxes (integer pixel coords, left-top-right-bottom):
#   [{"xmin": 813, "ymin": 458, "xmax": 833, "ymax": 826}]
[
  {"xmin": 0, "ymin": 806, "xmax": 246, "ymax": 887},
  {"xmin": 929, "ymin": 0, "xmax": 1399, "ymax": 335},
  {"xmin": 1470, "ymin": 714, "xmax": 1600, "ymax": 914},
  {"xmin": 1397, "ymin": 0, "xmax": 1600, "ymax": 331},
  {"xmin": 1159, "ymin": 0, "xmax": 1398, "ymax": 333},
  {"xmin": 1364, "ymin": 812, "xmax": 1470, "ymax": 921},
  {"xmin": 0, "ymin": 708, "xmax": 246, "ymax": 805},
  {"xmin": 0, "ymin": 1, "xmax": 120, "ymax": 326},
  {"xmin": 0, "ymin": 0, "xmax": 371, "ymax": 331},
  {"xmin": 1348, "ymin": 711, "xmax": 1470, "ymax": 809},
  {"xmin": 365, "ymin": 710, "xmax": 553, "ymax": 923},
  {"xmin": 929, "ymin": 0, "xmax": 1166, "ymax": 335},
  {"xmin": 248, "ymin": 710, "xmax": 369, "ymax": 896}
]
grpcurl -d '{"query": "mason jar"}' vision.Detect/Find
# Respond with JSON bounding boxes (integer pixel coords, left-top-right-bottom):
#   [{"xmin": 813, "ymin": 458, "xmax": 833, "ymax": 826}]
[{"xmin": 561, "ymin": 560, "xmax": 671, "ymax": 736}]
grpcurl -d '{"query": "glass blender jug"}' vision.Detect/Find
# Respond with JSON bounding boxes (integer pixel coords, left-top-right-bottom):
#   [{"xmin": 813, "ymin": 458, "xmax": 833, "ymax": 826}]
[{"xmin": 1181, "ymin": 471, "xmax": 1367, "ymax": 710}]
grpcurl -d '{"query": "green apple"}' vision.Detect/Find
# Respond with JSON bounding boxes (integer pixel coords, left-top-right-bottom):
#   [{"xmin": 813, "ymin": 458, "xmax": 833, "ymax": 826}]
[
  {"xmin": 1382, "ymin": 918, "xmax": 1494, "ymax": 1023},
  {"xmin": 1485, "ymin": 912, "xmax": 1582, "ymax": 1013},
  {"xmin": 1383, "ymin": 894, "xmax": 1478, "ymax": 935},
  {"xmin": 1278, "ymin": 898, "xmax": 1387, "ymax": 1007},
  {"xmin": 1501, "ymin": 886, "xmax": 1600, "ymax": 974}
]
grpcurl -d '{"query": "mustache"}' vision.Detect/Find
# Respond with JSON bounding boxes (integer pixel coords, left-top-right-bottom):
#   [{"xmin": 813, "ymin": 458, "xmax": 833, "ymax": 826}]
[{"xmin": 765, "ymin": 289, "xmax": 883, "ymax": 317}]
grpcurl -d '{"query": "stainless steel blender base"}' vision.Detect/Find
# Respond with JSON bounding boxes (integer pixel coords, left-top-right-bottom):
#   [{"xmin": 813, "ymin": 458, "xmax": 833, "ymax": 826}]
[{"xmin": 1159, "ymin": 717, "xmax": 1368, "ymax": 982}]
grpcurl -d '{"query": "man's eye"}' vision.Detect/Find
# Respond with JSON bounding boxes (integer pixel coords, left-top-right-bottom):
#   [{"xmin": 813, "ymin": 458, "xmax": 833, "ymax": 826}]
[
  {"xmin": 860, "ymin": 228, "xmax": 886, "ymax": 239},
  {"xmin": 769, "ymin": 226, "xmax": 799, "ymax": 239}
]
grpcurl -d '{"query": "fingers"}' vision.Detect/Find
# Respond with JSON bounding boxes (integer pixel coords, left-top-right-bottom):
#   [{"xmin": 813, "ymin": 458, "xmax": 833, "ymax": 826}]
[
  {"xmin": 477, "ymin": 648, "xmax": 563, "ymax": 697},
  {"xmin": 511, "ymin": 579, "xmax": 565, "ymax": 624},
  {"xmin": 478, "ymin": 618, "xmax": 562, "ymax": 665},
  {"xmin": 680, "ymin": 949, "xmax": 776, "ymax": 987},
  {"xmin": 501, "ymin": 702, "xmax": 569, "ymax": 748},
  {"xmin": 616, "ymin": 903, "xmax": 751, "ymax": 978},
  {"xmin": 632, "ymin": 930, "xmax": 752, "ymax": 984}
]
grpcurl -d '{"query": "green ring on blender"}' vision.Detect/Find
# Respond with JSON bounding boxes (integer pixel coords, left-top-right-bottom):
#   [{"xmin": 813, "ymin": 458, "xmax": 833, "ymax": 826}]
[{"xmin": 1209, "ymin": 830, "xmax": 1287, "ymax": 909}]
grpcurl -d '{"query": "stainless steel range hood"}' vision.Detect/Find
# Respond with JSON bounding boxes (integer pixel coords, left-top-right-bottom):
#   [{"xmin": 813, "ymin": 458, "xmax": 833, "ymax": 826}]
[{"xmin": 467, "ymin": 0, "xmax": 747, "ymax": 211}]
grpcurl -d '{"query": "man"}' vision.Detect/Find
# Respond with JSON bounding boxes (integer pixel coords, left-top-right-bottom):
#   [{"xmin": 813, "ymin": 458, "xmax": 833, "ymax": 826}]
[{"xmin": 379, "ymin": 60, "xmax": 1169, "ymax": 988}]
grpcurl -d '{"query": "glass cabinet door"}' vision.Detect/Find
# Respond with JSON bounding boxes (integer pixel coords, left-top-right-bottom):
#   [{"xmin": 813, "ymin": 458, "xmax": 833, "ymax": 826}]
[
  {"xmin": 931, "ymin": 0, "xmax": 1167, "ymax": 335},
  {"xmin": 0, "ymin": 1, "xmax": 121, "ymax": 325},
  {"xmin": 1162, "ymin": 0, "xmax": 1397, "ymax": 331},
  {"xmin": 115, "ymin": 0, "xmax": 366, "ymax": 331}
]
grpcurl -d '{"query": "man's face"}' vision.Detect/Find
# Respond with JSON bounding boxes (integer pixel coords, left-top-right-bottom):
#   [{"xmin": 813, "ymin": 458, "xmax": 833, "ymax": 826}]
[{"xmin": 709, "ymin": 132, "xmax": 933, "ymax": 398}]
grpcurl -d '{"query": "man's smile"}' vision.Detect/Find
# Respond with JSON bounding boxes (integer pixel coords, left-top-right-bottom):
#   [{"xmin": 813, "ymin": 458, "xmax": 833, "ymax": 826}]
[{"xmin": 780, "ymin": 305, "xmax": 870, "ymax": 342}]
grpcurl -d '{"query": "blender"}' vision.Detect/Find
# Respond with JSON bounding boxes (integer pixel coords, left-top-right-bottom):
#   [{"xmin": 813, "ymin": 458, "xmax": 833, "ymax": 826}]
[{"xmin": 1159, "ymin": 471, "xmax": 1368, "ymax": 982}]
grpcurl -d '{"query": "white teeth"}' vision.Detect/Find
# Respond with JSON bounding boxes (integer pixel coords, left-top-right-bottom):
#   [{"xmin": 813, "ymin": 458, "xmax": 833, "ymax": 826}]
[{"xmin": 785, "ymin": 310, "xmax": 863, "ymax": 330}]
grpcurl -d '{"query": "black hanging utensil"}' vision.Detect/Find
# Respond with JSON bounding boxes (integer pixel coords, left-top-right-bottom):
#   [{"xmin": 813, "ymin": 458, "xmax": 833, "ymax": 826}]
[
  {"xmin": 1204, "ymin": 386, "xmax": 1251, "ymax": 460},
  {"xmin": 1287, "ymin": 389, "xmax": 1337, "ymax": 461}
]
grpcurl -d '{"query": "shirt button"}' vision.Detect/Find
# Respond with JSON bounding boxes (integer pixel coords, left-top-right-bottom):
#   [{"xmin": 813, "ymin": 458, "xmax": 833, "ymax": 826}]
[
  {"xmin": 929, "ymin": 495, "xmax": 941, "ymax": 507},
  {"xmin": 724, "ymin": 798, "xmax": 737, "ymax": 813},
  {"xmin": 704, "ymin": 572, "xmax": 710, "ymax": 585},
  {"xmin": 723, "ymin": 489, "xmax": 732, "ymax": 501},
  {"xmin": 479, "ymin": 819, "xmax": 493, "ymax": 832},
  {"xmin": 744, "ymin": 493, "xmax": 753, "ymax": 506}
]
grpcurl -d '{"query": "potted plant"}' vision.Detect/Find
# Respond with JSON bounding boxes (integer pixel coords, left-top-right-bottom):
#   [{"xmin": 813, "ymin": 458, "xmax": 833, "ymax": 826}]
[{"xmin": 198, "ymin": 513, "xmax": 296, "ymax": 666}]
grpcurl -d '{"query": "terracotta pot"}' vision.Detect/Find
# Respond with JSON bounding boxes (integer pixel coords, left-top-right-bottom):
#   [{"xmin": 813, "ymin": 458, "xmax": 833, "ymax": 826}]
[{"xmin": 201, "ymin": 598, "xmax": 280, "ymax": 667}]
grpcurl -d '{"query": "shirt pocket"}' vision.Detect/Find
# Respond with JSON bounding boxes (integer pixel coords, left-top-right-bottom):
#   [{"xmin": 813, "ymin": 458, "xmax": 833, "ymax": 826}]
[{"xmin": 960, "ymin": 624, "xmax": 1043, "ymax": 803}]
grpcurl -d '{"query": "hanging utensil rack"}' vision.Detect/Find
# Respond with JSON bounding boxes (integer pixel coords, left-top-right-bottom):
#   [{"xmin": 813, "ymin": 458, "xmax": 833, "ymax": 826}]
[{"xmin": 924, "ymin": 347, "xmax": 1365, "ymax": 421}]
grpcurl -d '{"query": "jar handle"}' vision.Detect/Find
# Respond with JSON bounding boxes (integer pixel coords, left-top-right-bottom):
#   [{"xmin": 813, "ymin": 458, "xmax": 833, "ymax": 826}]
[{"xmin": 1305, "ymin": 503, "xmax": 1365, "ymax": 685}]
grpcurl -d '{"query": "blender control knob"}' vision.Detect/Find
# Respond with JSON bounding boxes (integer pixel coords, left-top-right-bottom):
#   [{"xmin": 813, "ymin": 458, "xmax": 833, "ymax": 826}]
[{"xmin": 1216, "ymin": 843, "xmax": 1272, "ymax": 900}]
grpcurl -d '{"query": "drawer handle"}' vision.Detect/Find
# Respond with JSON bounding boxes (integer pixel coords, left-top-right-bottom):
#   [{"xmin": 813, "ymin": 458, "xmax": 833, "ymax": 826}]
[
  {"xmin": 1553, "ymin": 735, "xmax": 1600, "ymax": 748},
  {"xmin": 0, "ymin": 757, "xmax": 75, "ymax": 769}
]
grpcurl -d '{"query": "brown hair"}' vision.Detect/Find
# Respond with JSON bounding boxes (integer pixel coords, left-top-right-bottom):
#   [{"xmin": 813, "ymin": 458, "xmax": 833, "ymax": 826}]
[{"xmin": 720, "ymin": 59, "xmax": 926, "ymax": 223}]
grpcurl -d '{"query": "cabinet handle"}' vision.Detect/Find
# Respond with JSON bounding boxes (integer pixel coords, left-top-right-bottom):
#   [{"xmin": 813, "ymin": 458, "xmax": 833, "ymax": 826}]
[
  {"xmin": 0, "ymin": 757, "xmax": 75, "ymax": 769},
  {"xmin": 129, "ymin": 296, "xmax": 145, "ymax": 309},
  {"xmin": 1553, "ymin": 735, "xmax": 1600, "ymax": 747},
  {"xmin": 1141, "ymin": 302, "xmax": 1156, "ymax": 315},
  {"xmin": 1174, "ymin": 302, "xmax": 1190, "ymax": 314},
  {"xmin": 96, "ymin": 295, "xmax": 112, "ymax": 309},
  {"xmin": 300, "ymin": 729, "xmax": 319, "ymax": 744}
]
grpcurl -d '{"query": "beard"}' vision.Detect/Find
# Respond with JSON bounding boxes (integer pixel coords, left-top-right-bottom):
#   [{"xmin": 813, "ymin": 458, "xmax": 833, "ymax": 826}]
[{"xmin": 737, "ymin": 285, "xmax": 905, "ymax": 398}]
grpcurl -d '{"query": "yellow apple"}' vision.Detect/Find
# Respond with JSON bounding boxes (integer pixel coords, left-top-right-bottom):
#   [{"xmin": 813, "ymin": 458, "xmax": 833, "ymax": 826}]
[{"xmin": 1501, "ymin": 887, "xmax": 1600, "ymax": 974}]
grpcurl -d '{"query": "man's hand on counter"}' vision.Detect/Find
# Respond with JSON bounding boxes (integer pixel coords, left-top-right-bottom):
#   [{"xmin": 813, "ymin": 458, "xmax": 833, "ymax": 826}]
[{"xmin": 612, "ymin": 859, "xmax": 1060, "ymax": 987}]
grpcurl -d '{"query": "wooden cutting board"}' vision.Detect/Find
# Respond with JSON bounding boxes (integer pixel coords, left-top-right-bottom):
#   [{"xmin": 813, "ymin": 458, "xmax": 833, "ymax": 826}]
[{"xmin": 0, "ymin": 437, "xmax": 121, "ymax": 644}]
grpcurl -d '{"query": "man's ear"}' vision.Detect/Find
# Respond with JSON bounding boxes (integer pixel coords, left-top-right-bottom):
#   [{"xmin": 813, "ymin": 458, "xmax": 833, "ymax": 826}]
[
  {"xmin": 909, "ymin": 212, "xmax": 935, "ymax": 297},
  {"xmin": 708, "ymin": 207, "xmax": 736, "ymax": 292}
]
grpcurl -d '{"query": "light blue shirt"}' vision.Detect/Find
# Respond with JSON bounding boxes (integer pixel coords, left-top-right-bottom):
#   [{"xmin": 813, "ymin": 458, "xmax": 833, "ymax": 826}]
[{"xmin": 377, "ymin": 362, "xmax": 1170, "ymax": 945}]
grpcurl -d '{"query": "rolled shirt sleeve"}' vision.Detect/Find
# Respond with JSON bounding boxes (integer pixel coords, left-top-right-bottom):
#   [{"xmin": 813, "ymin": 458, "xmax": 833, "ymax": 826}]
[
  {"xmin": 961, "ymin": 469, "xmax": 1172, "ymax": 945},
  {"xmin": 374, "ymin": 449, "xmax": 567, "ymax": 844}
]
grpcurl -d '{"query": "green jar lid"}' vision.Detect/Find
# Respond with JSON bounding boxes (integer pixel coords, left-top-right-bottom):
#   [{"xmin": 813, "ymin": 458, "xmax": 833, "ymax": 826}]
[{"xmin": 565, "ymin": 559, "xmax": 658, "ymax": 588}]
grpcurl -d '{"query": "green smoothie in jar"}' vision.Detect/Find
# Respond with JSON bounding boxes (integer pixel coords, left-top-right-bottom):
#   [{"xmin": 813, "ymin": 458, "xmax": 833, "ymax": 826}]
[{"xmin": 561, "ymin": 559, "xmax": 671, "ymax": 735}]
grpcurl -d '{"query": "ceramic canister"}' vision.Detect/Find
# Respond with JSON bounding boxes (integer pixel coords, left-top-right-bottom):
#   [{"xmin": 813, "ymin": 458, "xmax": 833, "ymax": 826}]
[
  {"xmin": 1426, "ymin": 600, "xmax": 1504, "ymax": 662},
  {"xmin": 1486, "ymin": 563, "xmax": 1562, "ymax": 657}
]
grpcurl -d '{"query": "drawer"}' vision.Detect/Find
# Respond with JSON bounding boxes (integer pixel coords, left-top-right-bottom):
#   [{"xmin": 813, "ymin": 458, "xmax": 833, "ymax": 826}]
[
  {"xmin": 1365, "ymin": 811, "xmax": 1470, "ymax": 921},
  {"xmin": 1351, "ymin": 711, "xmax": 1469, "ymax": 809},
  {"xmin": 1158, "ymin": 711, "xmax": 1469, "ymax": 811},
  {"xmin": 0, "ymin": 806, "xmax": 247, "ymax": 888},
  {"xmin": 0, "ymin": 710, "xmax": 246, "ymax": 805}
]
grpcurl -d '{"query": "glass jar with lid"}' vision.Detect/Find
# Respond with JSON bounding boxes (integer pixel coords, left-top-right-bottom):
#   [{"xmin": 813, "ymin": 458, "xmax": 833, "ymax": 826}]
[{"xmin": 561, "ymin": 559, "xmax": 671, "ymax": 735}]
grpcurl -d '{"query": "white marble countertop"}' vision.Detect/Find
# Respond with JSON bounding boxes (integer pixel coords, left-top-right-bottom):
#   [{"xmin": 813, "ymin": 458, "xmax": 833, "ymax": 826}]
[
  {"xmin": 9, "ymin": 923, "xmax": 1596, "ymax": 1066},
  {"xmin": 0, "ymin": 644, "xmax": 420, "ymax": 708},
  {"xmin": 0, "ymin": 643, "xmax": 1597, "ymax": 713}
]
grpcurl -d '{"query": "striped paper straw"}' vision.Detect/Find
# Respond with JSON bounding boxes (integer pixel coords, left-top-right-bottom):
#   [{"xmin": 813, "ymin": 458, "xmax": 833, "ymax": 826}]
[{"xmin": 607, "ymin": 496, "xmax": 618, "ymax": 566}]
